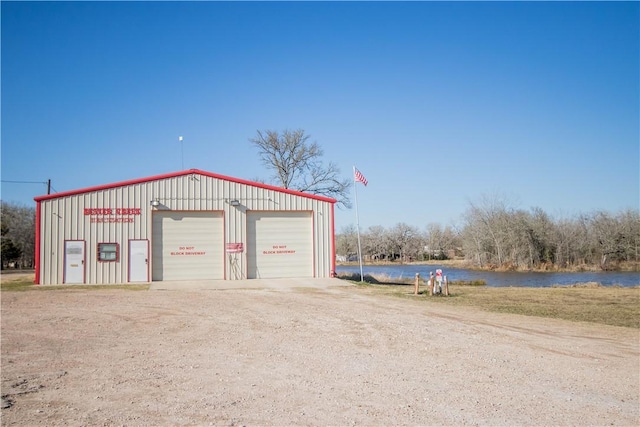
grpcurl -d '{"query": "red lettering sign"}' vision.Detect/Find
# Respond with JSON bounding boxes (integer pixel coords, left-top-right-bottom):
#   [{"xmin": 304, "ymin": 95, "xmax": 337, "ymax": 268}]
[
  {"xmin": 84, "ymin": 206, "xmax": 141, "ymax": 224},
  {"xmin": 263, "ymin": 247, "xmax": 296, "ymax": 255},
  {"xmin": 84, "ymin": 207, "xmax": 141, "ymax": 216},
  {"xmin": 226, "ymin": 243, "xmax": 244, "ymax": 253}
]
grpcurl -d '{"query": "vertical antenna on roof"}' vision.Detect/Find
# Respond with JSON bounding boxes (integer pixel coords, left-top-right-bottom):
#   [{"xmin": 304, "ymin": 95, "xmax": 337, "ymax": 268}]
[{"xmin": 179, "ymin": 136, "xmax": 184, "ymax": 170}]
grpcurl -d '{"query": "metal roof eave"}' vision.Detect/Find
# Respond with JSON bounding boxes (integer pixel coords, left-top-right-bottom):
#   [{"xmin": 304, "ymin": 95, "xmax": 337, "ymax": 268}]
[{"xmin": 33, "ymin": 169, "xmax": 338, "ymax": 204}]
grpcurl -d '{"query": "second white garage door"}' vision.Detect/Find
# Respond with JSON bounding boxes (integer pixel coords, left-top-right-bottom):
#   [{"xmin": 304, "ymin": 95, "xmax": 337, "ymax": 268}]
[
  {"xmin": 247, "ymin": 211, "xmax": 313, "ymax": 279},
  {"xmin": 152, "ymin": 211, "xmax": 224, "ymax": 281}
]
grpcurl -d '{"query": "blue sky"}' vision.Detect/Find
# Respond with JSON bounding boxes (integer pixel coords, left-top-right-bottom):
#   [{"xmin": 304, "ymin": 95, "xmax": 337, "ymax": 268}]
[{"xmin": 2, "ymin": 1, "xmax": 638, "ymax": 232}]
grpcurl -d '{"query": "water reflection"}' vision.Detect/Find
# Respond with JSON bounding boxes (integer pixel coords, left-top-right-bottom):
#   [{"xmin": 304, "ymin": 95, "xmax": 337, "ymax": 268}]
[{"xmin": 336, "ymin": 264, "xmax": 639, "ymax": 287}]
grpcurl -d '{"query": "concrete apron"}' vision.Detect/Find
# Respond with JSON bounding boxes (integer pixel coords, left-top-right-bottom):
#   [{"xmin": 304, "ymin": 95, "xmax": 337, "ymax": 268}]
[{"xmin": 149, "ymin": 277, "xmax": 350, "ymax": 291}]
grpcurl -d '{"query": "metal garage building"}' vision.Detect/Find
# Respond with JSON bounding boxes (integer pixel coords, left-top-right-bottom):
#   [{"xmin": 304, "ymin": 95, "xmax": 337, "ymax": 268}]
[{"xmin": 34, "ymin": 169, "xmax": 336, "ymax": 285}]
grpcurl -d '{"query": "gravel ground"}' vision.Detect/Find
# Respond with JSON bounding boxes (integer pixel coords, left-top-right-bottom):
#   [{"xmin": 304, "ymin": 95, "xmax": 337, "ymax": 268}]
[{"xmin": 1, "ymin": 282, "xmax": 638, "ymax": 426}]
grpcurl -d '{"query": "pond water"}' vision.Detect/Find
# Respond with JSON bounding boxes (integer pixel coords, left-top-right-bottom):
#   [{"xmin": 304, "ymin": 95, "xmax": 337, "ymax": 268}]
[{"xmin": 335, "ymin": 264, "xmax": 639, "ymax": 288}]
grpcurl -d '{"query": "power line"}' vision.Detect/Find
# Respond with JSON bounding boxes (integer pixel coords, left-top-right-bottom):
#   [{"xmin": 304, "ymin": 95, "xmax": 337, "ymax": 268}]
[
  {"xmin": 1, "ymin": 180, "xmax": 48, "ymax": 184},
  {"xmin": 2, "ymin": 179, "xmax": 55, "ymax": 194}
]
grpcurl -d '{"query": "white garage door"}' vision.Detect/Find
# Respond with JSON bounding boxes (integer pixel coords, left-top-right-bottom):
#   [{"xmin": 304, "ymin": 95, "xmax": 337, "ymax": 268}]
[
  {"xmin": 247, "ymin": 211, "xmax": 313, "ymax": 279},
  {"xmin": 152, "ymin": 211, "xmax": 224, "ymax": 281}
]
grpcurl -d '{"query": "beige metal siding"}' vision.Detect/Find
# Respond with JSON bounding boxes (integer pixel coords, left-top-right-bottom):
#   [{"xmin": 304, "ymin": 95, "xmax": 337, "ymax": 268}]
[{"xmin": 38, "ymin": 182, "xmax": 154, "ymax": 284}]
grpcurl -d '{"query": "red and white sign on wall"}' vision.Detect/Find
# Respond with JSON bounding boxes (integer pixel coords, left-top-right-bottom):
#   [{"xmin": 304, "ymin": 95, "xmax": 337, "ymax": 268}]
[
  {"xmin": 170, "ymin": 246, "xmax": 206, "ymax": 256},
  {"xmin": 226, "ymin": 243, "xmax": 244, "ymax": 253},
  {"xmin": 84, "ymin": 207, "xmax": 141, "ymax": 223},
  {"xmin": 263, "ymin": 245, "xmax": 296, "ymax": 255}
]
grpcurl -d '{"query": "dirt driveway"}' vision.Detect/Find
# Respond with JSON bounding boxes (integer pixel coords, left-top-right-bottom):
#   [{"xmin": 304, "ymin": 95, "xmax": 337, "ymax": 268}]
[{"xmin": 1, "ymin": 281, "xmax": 638, "ymax": 426}]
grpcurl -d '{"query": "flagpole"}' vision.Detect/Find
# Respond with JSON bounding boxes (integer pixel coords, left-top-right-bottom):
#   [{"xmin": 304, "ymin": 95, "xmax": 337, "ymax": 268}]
[
  {"xmin": 179, "ymin": 136, "xmax": 184, "ymax": 170},
  {"xmin": 353, "ymin": 166, "xmax": 365, "ymax": 282}
]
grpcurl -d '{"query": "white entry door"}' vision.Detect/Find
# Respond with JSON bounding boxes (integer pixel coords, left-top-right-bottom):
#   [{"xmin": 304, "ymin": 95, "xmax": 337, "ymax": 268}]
[
  {"xmin": 129, "ymin": 240, "xmax": 149, "ymax": 282},
  {"xmin": 64, "ymin": 240, "xmax": 85, "ymax": 284}
]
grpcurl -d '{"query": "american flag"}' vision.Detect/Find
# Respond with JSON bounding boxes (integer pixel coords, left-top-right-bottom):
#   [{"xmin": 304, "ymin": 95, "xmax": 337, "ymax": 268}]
[{"xmin": 354, "ymin": 167, "xmax": 368, "ymax": 186}]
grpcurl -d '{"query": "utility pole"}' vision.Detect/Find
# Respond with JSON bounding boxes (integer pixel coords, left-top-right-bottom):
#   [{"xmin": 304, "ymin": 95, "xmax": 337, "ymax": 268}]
[{"xmin": 47, "ymin": 179, "xmax": 51, "ymax": 195}]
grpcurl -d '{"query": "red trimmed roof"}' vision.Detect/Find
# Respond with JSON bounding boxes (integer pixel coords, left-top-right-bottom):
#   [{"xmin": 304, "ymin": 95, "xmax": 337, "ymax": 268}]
[{"xmin": 33, "ymin": 169, "xmax": 337, "ymax": 203}]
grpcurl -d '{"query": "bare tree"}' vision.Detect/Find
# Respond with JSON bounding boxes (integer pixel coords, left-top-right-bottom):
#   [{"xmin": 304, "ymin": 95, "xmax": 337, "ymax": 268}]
[
  {"xmin": 336, "ymin": 224, "xmax": 358, "ymax": 259},
  {"xmin": 362, "ymin": 225, "xmax": 387, "ymax": 261},
  {"xmin": 461, "ymin": 195, "xmax": 512, "ymax": 268},
  {"xmin": 526, "ymin": 207, "xmax": 556, "ymax": 267},
  {"xmin": 0, "ymin": 201, "xmax": 36, "ymax": 269},
  {"xmin": 1, "ymin": 221, "xmax": 22, "ymax": 268},
  {"xmin": 462, "ymin": 194, "xmax": 545, "ymax": 269},
  {"xmin": 387, "ymin": 222, "xmax": 422, "ymax": 262},
  {"xmin": 618, "ymin": 209, "xmax": 640, "ymax": 263},
  {"xmin": 589, "ymin": 210, "xmax": 640, "ymax": 269},
  {"xmin": 250, "ymin": 129, "xmax": 351, "ymax": 208},
  {"xmin": 423, "ymin": 223, "xmax": 461, "ymax": 260}
]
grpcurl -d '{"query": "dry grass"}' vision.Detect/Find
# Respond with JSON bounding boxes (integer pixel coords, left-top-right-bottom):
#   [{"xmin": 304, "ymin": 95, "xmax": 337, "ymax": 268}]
[
  {"xmin": 338, "ymin": 273, "xmax": 640, "ymax": 329},
  {"xmin": 0, "ymin": 273, "xmax": 148, "ymax": 291},
  {"xmin": 435, "ymin": 285, "xmax": 640, "ymax": 328}
]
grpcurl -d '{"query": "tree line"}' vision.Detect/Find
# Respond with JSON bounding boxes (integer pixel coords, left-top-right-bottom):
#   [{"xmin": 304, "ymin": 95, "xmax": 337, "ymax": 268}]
[{"xmin": 337, "ymin": 198, "xmax": 639, "ymax": 271}]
